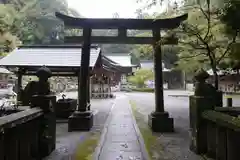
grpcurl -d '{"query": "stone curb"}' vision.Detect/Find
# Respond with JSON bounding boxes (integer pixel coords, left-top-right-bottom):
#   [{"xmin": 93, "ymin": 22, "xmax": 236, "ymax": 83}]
[
  {"xmin": 168, "ymin": 95, "xmax": 191, "ymax": 97},
  {"xmin": 93, "ymin": 101, "xmax": 116, "ymax": 160},
  {"xmin": 127, "ymin": 99, "xmax": 150, "ymax": 160}
]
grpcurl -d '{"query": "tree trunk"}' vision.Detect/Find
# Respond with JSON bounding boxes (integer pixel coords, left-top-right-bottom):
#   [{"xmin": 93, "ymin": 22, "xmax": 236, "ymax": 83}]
[
  {"xmin": 209, "ymin": 50, "xmax": 218, "ymax": 90},
  {"xmin": 213, "ymin": 67, "xmax": 219, "ymax": 90},
  {"xmin": 236, "ymin": 70, "xmax": 239, "ymax": 92}
]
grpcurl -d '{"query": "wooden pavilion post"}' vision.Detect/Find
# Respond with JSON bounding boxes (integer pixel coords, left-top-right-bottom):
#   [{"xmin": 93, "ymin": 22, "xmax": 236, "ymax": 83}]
[
  {"xmin": 68, "ymin": 28, "xmax": 93, "ymax": 131},
  {"xmin": 108, "ymin": 77, "xmax": 111, "ymax": 97},
  {"xmin": 16, "ymin": 69, "xmax": 23, "ymax": 103},
  {"xmin": 87, "ymin": 75, "xmax": 90, "ymax": 107}
]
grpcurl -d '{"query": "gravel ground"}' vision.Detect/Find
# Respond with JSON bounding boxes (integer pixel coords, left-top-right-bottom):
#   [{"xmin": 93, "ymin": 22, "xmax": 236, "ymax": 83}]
[{"xmin": 45, "ymin": 92, "xmax": 115, "ymax": 160}]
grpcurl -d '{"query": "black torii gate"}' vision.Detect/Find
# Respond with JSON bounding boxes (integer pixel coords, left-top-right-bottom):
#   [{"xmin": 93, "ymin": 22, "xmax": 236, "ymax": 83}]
[{"xmin": 56, "ymin": 12, "xmax": 188, "ymax": 132}]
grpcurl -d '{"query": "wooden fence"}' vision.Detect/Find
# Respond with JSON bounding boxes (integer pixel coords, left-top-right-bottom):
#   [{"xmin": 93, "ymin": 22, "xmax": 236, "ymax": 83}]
[
  {"xmin": 0, "ymin": 108, "xmax": 43, "ymax": 160},
  {"xmin": 190, "ymin": 93, "xmax": 240, "ymax": 160},
  {"xmin": 202, "ymin": 108, "xmax": 240, "ymax": 160}
]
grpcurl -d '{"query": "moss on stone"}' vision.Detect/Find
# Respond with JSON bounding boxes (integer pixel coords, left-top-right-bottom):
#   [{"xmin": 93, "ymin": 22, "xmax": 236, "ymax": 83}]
[
  {"xmin": 74, "ymin": 132, "xmax": 100, "ymax": 160},
  {"xmin": 202, "ymin": 110, "xmax": 240, "ymax": 131},
  {"xmin": 130, "ymin": 100, "xmax": 163, "ymax": 160}
]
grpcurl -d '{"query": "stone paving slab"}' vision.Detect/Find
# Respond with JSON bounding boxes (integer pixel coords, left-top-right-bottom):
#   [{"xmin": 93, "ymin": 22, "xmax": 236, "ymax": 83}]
[
  {"xmin": 99, "ymin": 151, "xmax": 143, "ymax": 160},
  {"xmin": 106, "ymin": 134, "xmax": 139, "ymax": 142},
  {"xmin": 102, "ymin": 142, "xmax": 141, "ymax": 152},
  {"xmin": 96, "ymin": 96, "xmax": 147, "ymax": 160},
  {"xmin": 107, "ymin": 126, "xmax": 135, "ymax": 135}
]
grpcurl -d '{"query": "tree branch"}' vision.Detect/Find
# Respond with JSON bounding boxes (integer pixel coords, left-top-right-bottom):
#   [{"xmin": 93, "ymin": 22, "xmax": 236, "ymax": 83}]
[
  {"xmin": 199, "ymin": 3, "xmax": 209, "ymax": 23},
  {"xmin": 179, "ymin": 53, "xmax": 204, "ymax": 59},
  {"xmin": 217, "ymin": 30, "xmax": 239, "ymax": 63},
  {"xmin": 179, "ymin": 40, "xmax": 206, "ymax": 50},
  {"xmin": 180, "ymin": 23, "xmax": 213, "ymax": 63},
  {"xmin": 199, "ymin": 0, "xmax": 211, "ymax": 40}
]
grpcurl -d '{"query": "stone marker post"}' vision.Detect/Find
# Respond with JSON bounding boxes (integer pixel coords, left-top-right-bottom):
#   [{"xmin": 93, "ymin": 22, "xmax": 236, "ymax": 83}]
[
  {"xmin": 189, "ymin": 69, "xmax": 220, "ymax": 154},
  {"xmin": 30, "ymin": 66, "xmax": 56, "ymax": 158}
]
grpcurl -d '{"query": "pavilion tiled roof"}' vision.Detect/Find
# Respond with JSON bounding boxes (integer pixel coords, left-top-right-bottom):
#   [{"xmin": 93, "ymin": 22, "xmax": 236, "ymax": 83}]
[{"xmin": 0, "ymin": 46, "xmax": 101, "ymax": 68}]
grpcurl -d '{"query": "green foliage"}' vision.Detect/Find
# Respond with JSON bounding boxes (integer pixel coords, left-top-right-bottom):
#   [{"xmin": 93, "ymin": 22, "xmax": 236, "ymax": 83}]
[
  {"xmin": 172, "ymin": 0, "xmax": 240, "ymax": 88},
  {"xmin": 15, "ymin": 0, "xmax": 69, "ymax": 44},
  {"xmin": 0, "ymin": 4, "xmax": 21, "ymax": 52},
  {"xmin": 131, "ymin": 44, "xmax": 178, "ymax": 67},
  {"xmin": 176, "ymin": 4, "xmax": 229, "ymax": 71},
  {"xmin": 136, "ymin": 0, "xmax": 240, "ymax": 86},
  {"xmin": 131, "ymin": 44, "xmax": 153, "ymax": 60},
  {"xmin": 220, "ymin": 0, "xmax": 240, "ymax": 68},
  {"xmin": 128, "ymin": 69, "xmax": 154, "ymax": 88},
  {"xmin": 129, "ymin": 8, "xmax": 180, "ymax": 69},
  {"xmin": 0, "ymin": 0, "xmax": 81, "ymax": 49},
  {"xmin": 129, "ymin": 53, "xmax": 141, "ymax": 66},
  {"xmin": 221, "ymin": 0, "xmax": 240, "ymax": 34}
]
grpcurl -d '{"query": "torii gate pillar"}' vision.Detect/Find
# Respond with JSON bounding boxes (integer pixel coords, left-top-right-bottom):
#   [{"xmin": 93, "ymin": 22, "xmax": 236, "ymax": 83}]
[{"xmin": 148, "ymin": 29, "xmax": 174, "ymax": 132}]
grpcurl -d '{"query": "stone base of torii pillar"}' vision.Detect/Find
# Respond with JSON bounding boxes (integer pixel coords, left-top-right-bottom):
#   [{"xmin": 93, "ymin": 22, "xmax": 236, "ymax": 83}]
[
  {"xmin": 148, "ymin": 111, "xmax": 174, "ymax": 132},
  {"xmin": 68, "ymin": 108, "xmax": 93, "ymax": 132}
]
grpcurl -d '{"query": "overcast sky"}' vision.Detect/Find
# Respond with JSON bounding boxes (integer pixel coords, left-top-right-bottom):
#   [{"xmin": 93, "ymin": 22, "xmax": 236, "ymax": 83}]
[{"xmin": 67, "ymin": 0, "xmax": 164, "ymax": 18}]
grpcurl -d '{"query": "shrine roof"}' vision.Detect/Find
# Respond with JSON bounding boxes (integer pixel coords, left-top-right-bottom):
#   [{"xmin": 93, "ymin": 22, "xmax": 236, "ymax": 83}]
[
  {"xmin": 140, "ymin": 60, "xmax": 171, "ymax": 72},
  {"xmin": 0, "ymin": 45, "xmax": 101, "ymax": 68},
  {"xmin": 104, "ymin": 53, "xmax": 135, "ymax": 67},
  {"xmin": 140, "ymin": 60, "xmax": 154, "ymax": 70}
]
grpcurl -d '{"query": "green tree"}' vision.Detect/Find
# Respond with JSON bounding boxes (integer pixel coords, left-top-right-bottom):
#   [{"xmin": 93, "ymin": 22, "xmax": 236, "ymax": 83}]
[
  {"xmin": 129, "ymin": 12, "xmax": 179, "ymax": 68},
  {"xmin": 128, "ymin": 69, "xmax": 154, "ymax": 88},
  {"xmin": 220, "ymin": 0, "xmax": 240, "ymax": 70},
  {"xmin": 175, "ymin": 0, "xmax": 239, "ymax": 89},
  {"xmin": 0, "ymin": 4, "xmax": 21, "ymax": 52},
  {"xmin": 0, "ymin": 0, "xmax": 81, "ymax": 46}
]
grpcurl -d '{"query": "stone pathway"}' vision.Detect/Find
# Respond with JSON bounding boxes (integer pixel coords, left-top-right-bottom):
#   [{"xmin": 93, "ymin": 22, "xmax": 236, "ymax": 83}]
[{"xmin": 96, "ymin": 95, "xmax": 147, "ymax": 160}]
